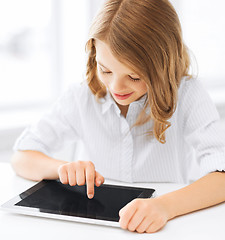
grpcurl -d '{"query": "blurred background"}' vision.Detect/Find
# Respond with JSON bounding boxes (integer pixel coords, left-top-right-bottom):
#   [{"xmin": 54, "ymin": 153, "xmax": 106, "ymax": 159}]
[{"xmin": 0, "ymin": 0, "xmax": 225, "ymax": 163}]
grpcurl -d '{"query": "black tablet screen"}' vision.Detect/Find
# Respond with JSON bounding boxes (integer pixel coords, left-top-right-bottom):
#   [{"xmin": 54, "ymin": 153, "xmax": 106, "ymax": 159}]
[{"xmin": 16, "ymin": 180, "xmax": 154, "ymax": 222}]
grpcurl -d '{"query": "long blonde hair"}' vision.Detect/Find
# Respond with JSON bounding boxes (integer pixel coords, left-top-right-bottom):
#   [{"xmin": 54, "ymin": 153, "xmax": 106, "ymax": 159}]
[{"xmin": 86, "ymin": 0, "xmax": 191, "ymax": 143}]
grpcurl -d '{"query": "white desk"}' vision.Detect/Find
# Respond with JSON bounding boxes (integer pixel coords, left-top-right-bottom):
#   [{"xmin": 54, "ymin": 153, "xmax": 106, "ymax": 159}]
[{"xmin": 0, "ymin": 162, "xmax": 224, "ymax": 240}]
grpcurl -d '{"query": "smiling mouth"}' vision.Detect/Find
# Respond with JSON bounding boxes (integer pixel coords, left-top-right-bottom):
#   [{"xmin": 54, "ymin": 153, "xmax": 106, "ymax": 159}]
[{"xmin": 113, "ymin": 92, "xmax": 134, "ymax": 100}]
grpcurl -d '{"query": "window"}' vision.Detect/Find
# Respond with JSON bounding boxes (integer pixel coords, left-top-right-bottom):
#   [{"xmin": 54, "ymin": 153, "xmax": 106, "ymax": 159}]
[
  {"xmin": 171, "ymin": 0, "xmax": 225, "ymax": 104},
  {"xmin": 0, "ymin": 0, "xmax": 55, "ymax": 109},
  {"xmin": 0, "ymin": 0, "xmax": 89, "ymax": 129}
]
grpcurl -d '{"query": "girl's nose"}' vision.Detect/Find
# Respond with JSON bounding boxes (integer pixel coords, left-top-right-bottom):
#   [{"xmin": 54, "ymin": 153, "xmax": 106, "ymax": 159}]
[{"xmin": 109, "ymin": 76, "xmax": 126, "ymax": 93}]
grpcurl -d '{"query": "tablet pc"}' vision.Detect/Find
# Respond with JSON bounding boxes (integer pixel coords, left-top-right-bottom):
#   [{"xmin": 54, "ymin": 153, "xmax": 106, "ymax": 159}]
[{"xmin": 1, "ymin": 180, "xmax": 155, "ymax": 227}]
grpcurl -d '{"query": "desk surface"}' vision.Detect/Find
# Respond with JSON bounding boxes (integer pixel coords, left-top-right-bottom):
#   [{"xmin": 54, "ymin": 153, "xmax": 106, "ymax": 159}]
[{"xmin": 0, "ymin": 162, "xmax": 224, "ymax": 240}]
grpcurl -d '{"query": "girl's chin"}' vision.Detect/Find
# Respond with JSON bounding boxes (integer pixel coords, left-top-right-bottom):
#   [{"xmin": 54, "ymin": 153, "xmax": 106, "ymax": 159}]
[{"xmin": 113, "ymin": 98, "xmax": 131, "ymax": 106}]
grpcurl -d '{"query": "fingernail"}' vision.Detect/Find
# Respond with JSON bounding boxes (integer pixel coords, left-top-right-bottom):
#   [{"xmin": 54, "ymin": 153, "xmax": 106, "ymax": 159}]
[
  {"xmin": 97, "ymin": 180, "xmax": 102, "ymax": 185},
  {"xmin": 88, "ymin": 194, "xmax": 93, "ymax": 199}
]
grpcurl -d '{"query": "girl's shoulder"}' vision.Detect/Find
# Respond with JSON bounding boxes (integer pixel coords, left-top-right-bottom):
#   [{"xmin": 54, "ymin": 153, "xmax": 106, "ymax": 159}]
[
  {"xmin": 51, "ymin": 81, "xmax": 97, "ymax": 114},
  {"xmin": 64, "ymin": 81, "xmax": 91, "ymax": 96},
  {"xmin": 179, "ymin": 77, "xmax": 203, "ymax": 95},
  {"xmin": 61, "ymin": 81, "xmax": 95, "ymax": 104},
  {"xmin": 178, "ymin": 77, "xmax": 211, "ymax": 104},
  {"xmin": 177, "ymin": 77, "xmax": 219, "ymax": 124}
]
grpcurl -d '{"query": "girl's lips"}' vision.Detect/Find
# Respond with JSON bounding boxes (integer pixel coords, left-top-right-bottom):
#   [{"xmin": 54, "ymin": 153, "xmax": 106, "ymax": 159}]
[{"xmin": 113, "ymin": 92, "xmax": 134, "ymax": 100}]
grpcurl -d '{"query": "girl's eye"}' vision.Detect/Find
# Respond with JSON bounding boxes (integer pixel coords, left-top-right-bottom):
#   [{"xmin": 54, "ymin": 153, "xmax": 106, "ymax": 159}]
[
  {"xmin": 99, "ymin": 67, "xmax": 111, "ymax": 74},
  {"xmin": 129, "ymin": 75, "xmax": 141, "ymax": 82}
]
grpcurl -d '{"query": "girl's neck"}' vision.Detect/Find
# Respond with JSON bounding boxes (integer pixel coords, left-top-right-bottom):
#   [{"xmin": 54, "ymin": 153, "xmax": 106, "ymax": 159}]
[{"xmin": 117, "ymin": 104, "xmax": 129, "ymax": 118}]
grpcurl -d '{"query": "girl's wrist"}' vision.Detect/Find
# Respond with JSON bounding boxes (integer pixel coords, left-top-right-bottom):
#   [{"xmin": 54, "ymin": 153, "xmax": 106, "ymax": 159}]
[
  {"xmin": 156, "ymin": 194, "xmax": 177, "ymax": 220},
  {"xmin": 45, "ymin": 158, "xmax": 67, "ymax": 180}
]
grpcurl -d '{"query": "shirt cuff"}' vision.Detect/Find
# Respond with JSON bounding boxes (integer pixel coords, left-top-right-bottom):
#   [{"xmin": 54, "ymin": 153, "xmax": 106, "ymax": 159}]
[
  {"xmin": 13, "ymin": 131, "xmax": 50, "ymax": 156},
  {"xmin": 200, "ymin": 153, "xmax": 225, "ymax": 176}
]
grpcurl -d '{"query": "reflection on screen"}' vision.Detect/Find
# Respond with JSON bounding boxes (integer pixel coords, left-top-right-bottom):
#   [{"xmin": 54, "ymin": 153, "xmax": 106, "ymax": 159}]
[{"xmin": 16, "ymin": 181, "xmax": 143, "ymax": 222}]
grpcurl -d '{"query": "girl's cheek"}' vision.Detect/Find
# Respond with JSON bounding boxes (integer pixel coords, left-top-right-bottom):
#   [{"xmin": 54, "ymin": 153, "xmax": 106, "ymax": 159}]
[{"xmin": 98, "ymin": 74, "xmax": 108, "ymax": 87}]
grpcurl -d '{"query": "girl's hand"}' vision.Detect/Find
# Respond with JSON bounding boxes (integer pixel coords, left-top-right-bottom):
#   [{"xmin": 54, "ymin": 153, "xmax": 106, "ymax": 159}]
[
  {"xmin": 119, "ymin": 198, "xmax": 170, "ymax": 233},
  {"xmin": 58, "ymin": 161, "xmax": 104, "ymax": 199}
]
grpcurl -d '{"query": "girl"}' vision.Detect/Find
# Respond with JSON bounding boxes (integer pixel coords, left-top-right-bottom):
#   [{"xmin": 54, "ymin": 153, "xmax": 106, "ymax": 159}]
[{"xmin": 11, "ymin": 0, "xmax": 225, "ymax": 234}]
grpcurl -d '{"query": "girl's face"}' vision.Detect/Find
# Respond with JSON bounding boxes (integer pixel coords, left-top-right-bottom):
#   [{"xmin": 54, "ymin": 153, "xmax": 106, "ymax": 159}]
[{"xmin": 95, "ymin": 39, "xmax": 147, "ymax": 110}]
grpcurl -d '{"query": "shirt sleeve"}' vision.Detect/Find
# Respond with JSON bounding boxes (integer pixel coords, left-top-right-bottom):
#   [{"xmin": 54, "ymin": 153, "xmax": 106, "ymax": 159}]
[
  {"xmin": 13, "ymin": 84, "xmax": 82, "ymax": 156},
  {"xmin": 179, "ymin": 79, "xmax": 225, "ymax": 177}
]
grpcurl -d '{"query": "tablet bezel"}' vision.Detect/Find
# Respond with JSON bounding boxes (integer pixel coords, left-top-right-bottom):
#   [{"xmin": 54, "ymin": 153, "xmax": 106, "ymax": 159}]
[{"xmin": 1, "ymin": 180, "xmax": 155, "ymax": 228}]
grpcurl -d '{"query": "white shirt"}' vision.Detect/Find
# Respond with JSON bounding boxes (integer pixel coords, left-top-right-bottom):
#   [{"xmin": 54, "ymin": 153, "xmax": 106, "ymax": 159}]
[{"xmin": 14, "ymin": 78, "xmax": 225, "ymax": 183}]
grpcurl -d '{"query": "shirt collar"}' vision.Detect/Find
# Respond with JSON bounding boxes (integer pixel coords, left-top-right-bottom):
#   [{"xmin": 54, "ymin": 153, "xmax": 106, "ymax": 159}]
[
  {"xmin": 101, "ymin": 91, "xmax": 149, "ymax": 116},
  {"xmin": 131, "ymin": 93, "xmax": 148, "ymax": 108},
  {"xmin": 101, "ymin": 91, "xmax": 120, "ymax": 116}
]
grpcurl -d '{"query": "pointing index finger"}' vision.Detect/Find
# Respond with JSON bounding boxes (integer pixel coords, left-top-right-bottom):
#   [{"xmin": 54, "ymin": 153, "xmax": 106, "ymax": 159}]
[{"xmin": 85, "ymin": 165, "xmax": 95, "ymax": 199}]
